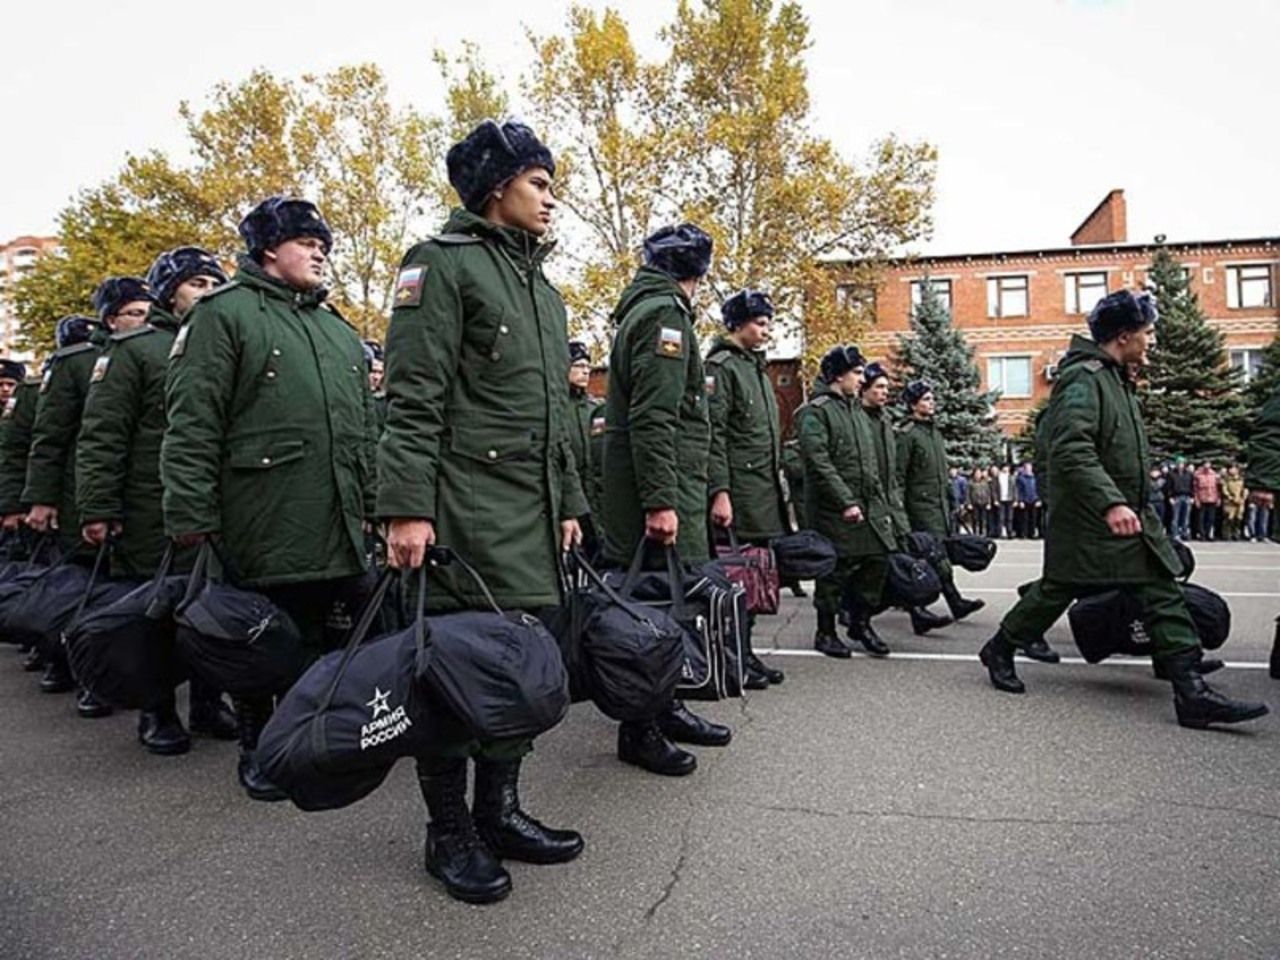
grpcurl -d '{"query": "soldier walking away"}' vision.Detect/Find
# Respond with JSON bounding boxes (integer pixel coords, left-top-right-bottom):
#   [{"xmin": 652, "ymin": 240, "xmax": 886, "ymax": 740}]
[
  {"xmin": 979, "ymin": 290, "xmax": 1268, "ymax": 728},
  {"xmin": 162, "ymin": 198, "xmax": 375, "ymax": 798},
  {"xmin": 706, "ymin": 288, "xmax": 787, "ymax": 688},
  {"xmin": 601, "ymin": 223, "xmax": 734, "ymax": 776},
  {"xmin": 379, "ymin": 119, "xmax": 586, "ymax": 904},
  {"xmin": 1244, "ymin": 381, "xmax": 1280, "ymax": 678}
]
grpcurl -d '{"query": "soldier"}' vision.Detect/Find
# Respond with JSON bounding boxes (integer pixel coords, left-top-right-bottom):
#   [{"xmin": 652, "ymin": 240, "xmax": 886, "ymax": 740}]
[
  {"xmin": 858, "ymin": 362, "xmax": 951, "ymax": 635},
  {"xmin": 706, "ymin": 288, "xmax": 786, "ymax": 687},
  {"xmin": 78, "ymin": 253, "xmax": 238, "ymax": 755},
  {"xmin": 23, "ymin": 313, "xmax": 109, "ymax": 704},
  {"xmin": 0, "ymin": 359, "xmax": 22, "ymax": 405},
  {"xmin": 162, "ymin": 197, "xmax": 375, "ymax": 798},
  {"xmin": 379, "ymin": 119, "xmax": 586, "ymax": 905},
  {"xmin": 895, "ymin": 380, "xmax": 986, "ymax": 627},
  {"xmin": 566, "ymin": 340, "xmax": 605, "ymax": 548},
  {"xmin": 0, "ymin": 358, "xmax": 37, "ymax": 668},
  {"xmin": 800, "ymin": 345, "xmax": 895, "ymax": 658},
  {"xmin": 1244, "ymin": 381, "xmax": 1280, "ymax": 677},
  {"xmin": 601, "ymin": 222, "xmax": 732, "ymax": 777},
  {"xmin": 979, "ymin": 291, "xmax": 1268, "ymax": 729}
]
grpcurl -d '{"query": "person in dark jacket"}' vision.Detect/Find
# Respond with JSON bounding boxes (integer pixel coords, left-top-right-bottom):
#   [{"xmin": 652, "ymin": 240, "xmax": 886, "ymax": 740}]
[
  {"xmin": 1169, "ymin": 458, "xmax": 1194, "ymax": 540},
  {"xmin": 1014, "ymin": 462, "xmax": 1041, "ymax": 538}
]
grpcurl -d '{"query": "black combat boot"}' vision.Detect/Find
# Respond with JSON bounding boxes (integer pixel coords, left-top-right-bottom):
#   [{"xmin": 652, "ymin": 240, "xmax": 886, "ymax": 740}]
[
  {"xmin": 39, "ymin": 656, "xmax": 75, "ymax": 694},
  {"xmin": 908, "ymin": 605, "xmax": 952, "ymax": 635},
  {"xmin": 417, "ymin": 757, "xmax": 511, "ymax": 904},
  {"xmin": 1152, "ymin": 652, "xmax": 1224, "ymax": 680},
  {"xmin": 472, "ymin": 758, "xmax": 584, "ymax": 865},
  {"xmin": 657, "ymin": 700, "xmax": 732, "ymax": 746},
  {"xmin": 76, "ymin": 688, "xmax": 114, "ymax": 719},
  {"xmin": 138, "ymin": 691, "xmax": 191, "ymax": 756},
  {"xmin": 979, "ymin": 630, "xmax": 1025, "ymax": 694},
  {"xmin": 941, "ymin": 580, "xmax": 985, "ymax": 621},
  {"xmin": 188, "ymin": 681, "xmax": 238, "ymax": 740},
  {"xmin": 1021, "ymin": 636, "xmax": 1061, "ymax": 664},
  {"xmin": 747, "ymin": 653, "xmax": 785, "ymax": 685},
  {"xmin": 814, "ymin": 610, "xmax": 851, "ymax": 658},
  {"xmin": 1161, "ymin": 649, "xmax": 1269, "ymax": 729},
  {"xmin": 847, "ymin": 609, "xmax": 890, "ymax": 657},
  {"xmin": 21, "ymin": 646, "xmax": 43, "ymax": 672},
  {"xmin": 232, "ymin": 696, "xmax": 286, "ymax": 802},
  {"xmin": 1270, "ymin": 616, "xmax": 1280, "ymax": 680},
  {"xmin": 617, "ymin": 720, "xmax": 697, "ymax": 776}
]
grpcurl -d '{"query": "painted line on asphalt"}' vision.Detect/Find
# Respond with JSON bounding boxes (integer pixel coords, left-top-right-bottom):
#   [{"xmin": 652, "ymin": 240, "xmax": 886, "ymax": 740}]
[
  {"xmin": 959, "ymin": 588, "xmax": 1280, "ymax": 598},
  {"xmin": 968, "ymin": 563, "xmax": 1280, "ymax": 572},
  {"xmin": 754, "ymin": 648, "xmax": 1272, "ymax": 669}
]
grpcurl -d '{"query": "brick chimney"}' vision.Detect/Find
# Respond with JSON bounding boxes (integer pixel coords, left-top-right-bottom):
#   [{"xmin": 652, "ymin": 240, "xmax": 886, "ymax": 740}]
[{"xmin": 1070, "ymin": 189, "xmax": 1127, "ymax": 245}]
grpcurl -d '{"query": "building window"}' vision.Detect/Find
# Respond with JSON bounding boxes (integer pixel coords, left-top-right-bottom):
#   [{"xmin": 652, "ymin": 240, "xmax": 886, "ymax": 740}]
[
  {"xmin": 986, "ymin": 275, "xmax": 1028, "ymax": 318},
  {"xmin": 987, "ymin": 355, "xmax": 1033, "ymax": 398},
  {"xmin": 909, "ymin": 278, "xmax": 952, "ymax": 315},
  {"xmin": 1226, "ymin": 265, "xmax": 1273, "ymax": 309},
  {"xmin": 1230, "ymin": 348, "xmax": 1266, "ymax": 384},
  {"xmin": 1064, "ymin": 272, "xmax": 1108, "ymax": 314},
  {"xmin": 835, "ymin": 283, "xmax": 875, "ymax": 315}
]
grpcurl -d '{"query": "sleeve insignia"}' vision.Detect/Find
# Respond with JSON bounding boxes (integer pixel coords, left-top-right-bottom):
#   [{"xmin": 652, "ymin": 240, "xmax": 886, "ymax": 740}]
[
  {"xmin": 590, "ymin": 415, "xmax": 606, "ymax": 437},
  {"xmin": 1, "ymin": 397, "xmax": 16, "ymax": 419},
  {"xmin": 656, "ymin": 325, "xmax": 684, "ymax": 358},
  {"xmin": 705, "ymin": 374, "xmax": 717, "ymax": 395},
  {"xmin": 170, "ymin": 324, "xmax": 192, "ymax": 360},
  {"xmin": 39, "ymin": 368, "xmax": 53, "ymax": 393},
  {"xmin": 394, "ymin": 266, "xmax": 427, "ymax": 308},
  {"xmin": 90, "ymin": 355, "xmax": 111, "ymax": 383}
]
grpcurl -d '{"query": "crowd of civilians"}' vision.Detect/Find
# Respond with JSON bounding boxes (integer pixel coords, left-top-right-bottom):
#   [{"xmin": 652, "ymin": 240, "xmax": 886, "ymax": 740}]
[{"xmin": 948, "ymin": 457, "xmax": 1275, "ymax": 543}]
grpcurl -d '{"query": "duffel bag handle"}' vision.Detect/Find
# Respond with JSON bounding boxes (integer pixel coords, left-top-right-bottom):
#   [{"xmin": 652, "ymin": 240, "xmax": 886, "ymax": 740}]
[
  {"xmin": 62, "ymin": 539, "xmax": 111, "ymax": 638},
  {"xmin": 621, "ymin": 539, "xmax": 688, "ymax": 622},
  {"xmin": 422, "ymin": 545, "xmax": 504, "ymax": 617},
  {"xmin": 141, "ymin": 544, "xmax": 177, "ymax": 618},
  {"xmin": 316, "ymin": 568, "xmax": 397, "ymax": 712},
  {"xmin": 567, "ymin": 546, "xmax": 657, "ymax": 623}
]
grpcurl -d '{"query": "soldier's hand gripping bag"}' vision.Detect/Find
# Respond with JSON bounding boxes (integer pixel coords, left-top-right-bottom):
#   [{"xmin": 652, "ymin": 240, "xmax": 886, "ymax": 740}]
[
  {"xmin": 6, "ymin": 542, "xmax": 131, "ymax": 658},
  {"xmin": 174, "ymin": 540, "xmax": 305, "ymax": 698},
  {"xmin": 255, "ymin": 570, "xmax": 436, "ymax": 812},
  {"xmin": 65, "ymin": 547, "xmax": 188, "ymax": 709},
  {"xmin": 1067, "ymin": 590, "xmax": 1144, "ymax": 663},
  {"xmin": 944, "ymin": 534, "xmax": 998, "ymax": 573},
  {"xmin": 1181, "ymin": 582, "xmax": 1230, "ymax": 650},
  {"xmin": 883, "ymin": 552, "xmax": 942, "ymax": 608},
  {"xmin": 770, "ymin": 530, "xmax": 837, "ymax": 581},
  {"xmin": 421, "ymin": 548, "xmax": 570, "ymax": 742}
]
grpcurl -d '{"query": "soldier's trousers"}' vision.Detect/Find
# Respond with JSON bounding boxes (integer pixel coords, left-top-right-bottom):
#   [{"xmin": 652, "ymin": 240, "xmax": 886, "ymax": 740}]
[
  {"xmin": 815, "ymin": 555, "xmax": 888, "ymax": 617},
  {"xmin": 1001, "ymin": 577, "xmax": 1200, "ymax": 659}
]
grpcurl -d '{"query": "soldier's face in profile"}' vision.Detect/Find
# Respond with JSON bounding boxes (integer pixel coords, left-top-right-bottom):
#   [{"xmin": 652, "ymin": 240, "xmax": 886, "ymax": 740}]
[
  {"xmin": 266, "ymin": 236, "xmax": 328, "ymax": 290},
  {"xmin": 491, "ymin": 166, "xmax": 556, "ymax": 237},
  {"xmin": 568, "ymin": 359, "xmax": 591, "ymax": 390},
  {"xmin": 108, "ymin": 300, "xmax": 151, "ymax": 333},
  {"xmin": 837, "ymin": 367, "xmax": 864, "ymax": 396},
  {"xmin": 738, "ymin": 316, "xmax": 770, "ymax": 350},
  {"xmin": 915, "ymin": 392, "xmax": 936, "ymax": 417},
  {"xmin": 0, "ymin": 379, "xmax": 16, "ymax": 402},
  {"xmin": 1118, "ymin": 324, "xmax": 1154, "ymax": 367},
  {"xmin": 862, "ymin": 377, "xmax": 889, "ymax": 409},
  {"xmin": 171, "ymin": 274, "xmax": 221, "ymax": 319}
]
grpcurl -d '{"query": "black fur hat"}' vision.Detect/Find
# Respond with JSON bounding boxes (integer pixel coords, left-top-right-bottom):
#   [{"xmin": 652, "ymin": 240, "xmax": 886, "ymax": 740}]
[
  {"xmin": 860, "ymin": 361, "xmax": 889, "ymax": 392},
  {"xmin": 721, "ymin": 289, "xmax": 774, "ymax": 330},
  {"xmin": 362, "ymin": 339, "xmax": 384, "ymax": 364},
  {"xmin": 146, "ymin": 247, "xmax": 227, "ymax": 307},
  {"xmin": 820, "ymin": 344, "xmax": 865, "ymax": 383},
  {"xmin": 1088, "ymin": 289, "xmax": 1158, "ymax": 343},
  {"xmin": 568, "ymin": 340, "xmax": 591, "ymax": 365},
  {"xmin": 238, "ymin": 196, "xmax": 333, "ymax": 262},
  {"xmin": 446, "ymin": 119, "xmax": 556, "ymax": 213},
  {"xmin": 643, "ymin": 224, "xmax": 713, "ymax": 281},
  {"xmin": 0, "ymin": 359, "xmax": 26, "ymax": 382},
  {"xmin": 55, "ymin": 315, "xmax": 101, "ymax": 349},
  {"xmin": 902, "ymin": 379, "xmax": 934, "ymax": 408},
  {"xmin": 91, "ymin": 276, "xmax": 153, "ymax": 321}
]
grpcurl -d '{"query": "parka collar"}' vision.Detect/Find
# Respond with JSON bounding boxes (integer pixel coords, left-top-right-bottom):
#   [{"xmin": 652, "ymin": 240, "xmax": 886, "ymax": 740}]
[
  {"xmin": 234, "ymin": 255, "xmax": 330, "ymax": 309},
  {"xmin": 442, "ymin": 207, "xmax": 555, "ymax": 268}
]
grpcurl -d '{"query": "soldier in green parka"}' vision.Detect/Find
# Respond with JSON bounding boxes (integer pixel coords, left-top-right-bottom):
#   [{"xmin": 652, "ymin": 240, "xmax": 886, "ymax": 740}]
[
  {"xmin": 895, "ymin": 379, "xmax": 987, "ymax": 628},
  {"xmin": 801, "ymin": 345, "xmax": 895, "ymax": 659},
  {"xmin": 602, "ymin": 223, "xmax": 733, "ymax": 779},
  {"xmin": 0, "ymin": 361, "xmax": 43, "ymax": 672},
  {"xmin": 706, "ymin": 289, "xmax": 787, "ymax": 688},
  {"xmin": 566, "ymin": 339, "xmax": 605, "ymax": 549},
  {"xmin": 1244, "ymin": 383, "xmax": 1280, "ymax": 678},
  {"xmin": 378, "ymin": 121, "xmax": 585, "ymax": 906},
  {"xmin": 980, "ymin": 290, "xmax": 1268, "ymax": 729},
  {"xmin": 162, "ymin": 197, "xmax": 375, "ymax": 800}
]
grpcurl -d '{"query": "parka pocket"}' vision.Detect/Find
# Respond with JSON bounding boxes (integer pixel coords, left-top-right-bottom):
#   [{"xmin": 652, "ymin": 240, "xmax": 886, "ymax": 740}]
[
  {"xmin": 228, "ymin": 438, "xmax": 306, "ymax": 470},
  {"xmin": 449, "ymin": 428, "xmax": 536, "ymax": 465}
]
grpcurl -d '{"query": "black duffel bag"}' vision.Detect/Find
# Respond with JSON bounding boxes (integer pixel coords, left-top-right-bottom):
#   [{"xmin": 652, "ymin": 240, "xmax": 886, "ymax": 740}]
[
  {"xmin": 945, "ymin": 534, "xmax": 998, "ymax": 573},
  {"xmin": 5, "ymin": 543, "xmax": 131, "ymax": 658},
  {"xmin": 882, "ymin": 551, "xmax": 942, "ymax": 608},
  {"xmin": 905, "ymin": 530, "xmax": 946, "ymax": 566},
  {"xmin": 65, "ymin": 547, "xmax": 188, "ymax": 709},
  {"xmin": 1067, "ymin": 589, "xmax": 1144, "ymax": 663},
  {"xmin": 174, "ymin": 540, "xmax": 305, "ymax": 698},
  {"xmin": 770, "ymin": 530, "xmax": 837, "ymax": 580},
  {"xmin": 1182, "ymin": 582, "xmax": 1229, "ymax": 650},
  {"xmin": 559, "ymin": 548, "xmax": 685, "ymax": 723},
  {"xmin": 256, "ymin": 569, "xmax": 437, "ymax": 812},
  {"xmin": 1171, "ymin": 539, "xmax": 1195, "ymax": 582}
]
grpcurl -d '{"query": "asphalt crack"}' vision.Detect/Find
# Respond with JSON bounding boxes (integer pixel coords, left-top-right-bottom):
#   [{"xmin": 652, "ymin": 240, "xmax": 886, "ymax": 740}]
[
  {"xmin": 644, "ymin": 807, "xmax": 694, "ymax": 921},
  {"xmin": 740, "ymin": 799, "xmax": 1139, "ymax": 829},
  {"xmin": 1158, "ymin": 798, "xmax": 1280, "ymax": 826}
]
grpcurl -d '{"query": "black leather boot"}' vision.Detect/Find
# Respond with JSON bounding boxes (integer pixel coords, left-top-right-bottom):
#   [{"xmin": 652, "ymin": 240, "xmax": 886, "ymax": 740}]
[
  {"xmin": 814, "ymin": 610, "xmax": 851, "ymax": 658},
  {"xmin": 21, "ymin": 646, "xmax": 43, "ymax": 672},
  {"xmin": 138, "ymin": 691, "xmax": 191, "ymax": 756},
  {"xmin": 747, "ymin": 653, "xmax": 785, "ymax": 685},
  {"xmin": 909, "ymin": 605, "xmax": 952, "ymax": 635},
  {"xmin": 1270, "ymin": 616, "xmax": 1280, "ymax": 680},
  {"xmin": 39, "ymin": 656, "xmax": 74, "ymax": 694},
  {"xmin": 1152, "ymin": 653, "xmax": 1224, "ymax": 680},
  {"xmin": 233, "ymin": 697, "xmax": 286, "ymax": 802},
  {"xmin": 979, "ymin": 630, "xmax": 1025, "ymax": 694},
  {"xmin": 942, "ymin": 580, "xmax": 985, "ymax": 621},
  {"xmin": 76, "ymin": 688, "xmax": 114, "ymax": 718},
  {"xmin": 418, "ymin": 757, "xmax": 511, "ymax": 904},
  {"xmin": 847, "ymin": 612, "xmax": 890, "ymax": 657},
  {"xmin": 1161, "ymin": 649, "xmax": 1269, "ymax": 729},
  {"xmin": 473, "ymin": 758, "xmax": 584, "ymax": 865},
  {"xmin": 617, "ymin": 720, "xmax": 697, "ymax": 776},
  {"xmin": 657, "ymin": 700, "xmax": 731, "ymax": 746},
  {"xmin": 189, "ymin": 681, "xmax": 238, "ymax": 740},
  {"xmin": 1021, "ymin": 636, "xmax": 1061, "ymax": 664}
]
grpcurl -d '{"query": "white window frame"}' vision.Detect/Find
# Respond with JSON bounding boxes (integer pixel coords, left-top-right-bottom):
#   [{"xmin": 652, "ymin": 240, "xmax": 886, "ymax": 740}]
[
  {"xmin": 1063, "ymin": 271, "xmax": 1108, "ymax": 315},
  {"xmin": 986, "ymin": 354, "xmax": 1034, "ymax": 398},
  {"xmin": 909, "ymin": 278, "xmax": 953, "ymax": 315},
  {"xmin": 986, "ymin": 275, "xmax": 1029, "ymax": 318},
  {"xmin": 1229, "ymin": 346, "xmax": 1267, "ymax": 384},
  {"xmin": 1225, "ymin": 264, "xmax": 1273, "ymax": 309}
]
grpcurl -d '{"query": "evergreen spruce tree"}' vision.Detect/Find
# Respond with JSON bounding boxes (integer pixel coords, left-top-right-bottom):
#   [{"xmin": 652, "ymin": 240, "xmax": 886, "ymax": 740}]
[
  {"xmin": 1141, "ymin": 244, "xmax": 1249, "ymax": 462},
  {"xmin": 1245, "ymin": 331, "xmax": 1280, "ymax": 415},
  {"xmin": 892, "ymin": 278, "xmax": 1003, "ymax": 467}
]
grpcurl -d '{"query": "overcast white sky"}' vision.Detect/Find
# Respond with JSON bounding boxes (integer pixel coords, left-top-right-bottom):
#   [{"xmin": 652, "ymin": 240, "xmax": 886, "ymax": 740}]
[{"xmin": 1, "ymin": 0, "xmax": 1275, "ymax": 253}]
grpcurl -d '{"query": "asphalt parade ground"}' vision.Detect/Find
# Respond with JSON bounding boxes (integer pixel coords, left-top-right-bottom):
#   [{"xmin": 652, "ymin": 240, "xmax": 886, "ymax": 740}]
[{"xmin": 1, "ymin": 541, "xmax": 1277, "ymax": 960}]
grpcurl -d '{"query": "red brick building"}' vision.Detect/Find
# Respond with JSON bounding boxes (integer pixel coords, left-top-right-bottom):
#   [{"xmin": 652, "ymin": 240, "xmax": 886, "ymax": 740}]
[{"xmin": 827, "ymin": 191, "xmax": 1280, "ymax": 436}]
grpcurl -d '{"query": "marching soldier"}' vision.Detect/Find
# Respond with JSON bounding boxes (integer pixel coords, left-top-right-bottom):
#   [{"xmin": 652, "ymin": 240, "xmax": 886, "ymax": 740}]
[
  {"xmin": 979, "ymin": 291, "xmax": 1268, "ymax": 728},
  {"xmin": 78, "ymin": 253, "xmax": 238, "ymax": 755},
  {"xmin": 379, "ymin": 120, "xmax": 586, "ymax": 904},
  {"xmin": 895, "ymin": 380, "xmax": 986, "ymax": 627},
  {"xmin": 706, "ymin": 288, "xmax": 786, "ymax": 687},
  {"xmin": 1244, "ymin": 380, "xmax": 1280, "ymax": 678},
  {"xmin": 162, "ymin": 198, "xmax": 375, "ymax": 798},
  {"xmin": 0, "ymin": 358, "xmax": 38, "ymax": 669},
  {"xmin": 566, "ymin": 340, "xmax": 606, "ymax": 548},
  {"xmin": 800, "ymin": 345, "xmax": 895, "ymax": 658},
  {"xmin": 602, "ymin": 223, "xmax": 733, "ymax": 776}
]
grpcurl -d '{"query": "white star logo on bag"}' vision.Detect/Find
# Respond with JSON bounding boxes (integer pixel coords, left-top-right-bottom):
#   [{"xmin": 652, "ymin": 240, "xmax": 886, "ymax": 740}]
[{"xmin": 366, "ymin": 687, "xmax": 391, "ymax": 719}]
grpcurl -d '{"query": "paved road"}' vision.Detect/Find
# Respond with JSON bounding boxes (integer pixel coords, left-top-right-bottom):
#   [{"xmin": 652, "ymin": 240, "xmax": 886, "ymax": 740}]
[{"xmin": 1, "ymin": 541, "xmax": 1277, "ymax": 960}]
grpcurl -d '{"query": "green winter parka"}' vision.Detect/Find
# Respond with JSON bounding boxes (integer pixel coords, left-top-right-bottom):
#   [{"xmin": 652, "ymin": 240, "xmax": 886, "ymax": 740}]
[
  {"xmin": 1041, "ymin": 334, "xmax": 1180, "ymax": 584},
  {"xmin": 863, "ymin": 402, "xmax": 910, "ymax": 540},
  {"xmin": 705, "ymin": 336, "xmax": 787, "ymax": 542},
  {"xmin": 568, "ymin": 388, "xmax": 606, "ymax": 523},
  {"xmin": 601, "ymin": 267, "xmax": 711, "ymax": 565},
  {"xmin": 0, "ymin": 378, "xmax": 42, "ymax": 515},
  {"xmin": 376, "ymin": 209, "xmax": 587, "ymax": 610},
  {"xmin": 161, "ymin": 260, "xmax": 373, "ymax": 587},
  {"xmin": 896, "ymin": 416, "xmax": 952, "ymax": 536},
  {"xmin": 799, "ymin": 378, "xmax": 895, "ymax": 559},
  {"xmin": 1246, "ymin": 386, "xmax": 1280, "ymax": 493}
]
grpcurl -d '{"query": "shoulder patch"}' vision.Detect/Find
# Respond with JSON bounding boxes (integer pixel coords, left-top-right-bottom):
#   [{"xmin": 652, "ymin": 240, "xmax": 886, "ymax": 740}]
[
  {"xmin": 393, "ymin": 265, "xmax": 427, "ymax": 308},
  {"xmin": 110, "ymin": 325, "xmax": 156, "ymax": 343},
  {"xmin": 1, "ymin": 396, "xmax": 16, "ymax": 419},
  {"xmin": 705, "ymin": 374, "xmax": 717, "ymax": 395},
  {"xmin": 1081, "ymin": 359, "xmax": 1104, "ymax": 373},
  {"xmin": 590, "ymin": 414, "xmax": 606, "ymax": 437},
  {"xmin": 89, "ymin": 355, "xmax": 111, "ymax": 383},
  {"xmin": 169, "ymin": 324, "xmax": 192, "ymax": 360},
  {"xmin": 53, "ymin": 342, "xmax": 95, "ymax": 359},
  {"xmin": 39, "ymin": 368, "xmax": 53, "ymax": 393},
  {"xmin": 656, "ymin": 325, "xmax": 685, "ymax": 359},
  {"xmin": 811, "ymin": 395, "xmax": 832, "ymax": 407}
]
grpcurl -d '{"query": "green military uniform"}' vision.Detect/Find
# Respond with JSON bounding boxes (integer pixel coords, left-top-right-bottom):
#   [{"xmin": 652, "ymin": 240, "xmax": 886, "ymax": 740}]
[
  {"xmin": 999, "ymin": 334, "xmax": 1195, "ymax": 658},
  {"xmin": 799, "ymin": 378, "xmax": 894, "ymax": 616},
  {"xmin": 601, "ymin": 267, "xmax": 711, "ymax": 565},
  {"xmin": 1246, "ymin": 386, "xmax": 1280, "ymax": 493},
  {"xmin": 162, "ymin": 259, "xmax": 372, "ymax": 601},
  {"xmin": 705, "ymin": 335, "xmax": 787, "ymax": 542},
  {"xmin": 863, "ymin": 403, "xmax": 909, "ymax": 540},
  {"xmin": 0, "ymin": 377, "xmax": 42, "ymax": 517},
  {"xmin": 567, "ymin": 388, "xmax": 606, "ymax": 529},
  {"xmin": 895, "ymin": 415, "xmax": 961, "ymax": 585},
  {"xmin": 23, "ymin": 338, "xmax": 103, "ymax": 553},
  {"xmin": 77, "ymin": 308, "xmax": 190, "ymax": 578},
  {"xmin": 377, "ymin": 209, "xmax": 586, "ymax": 612}
]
